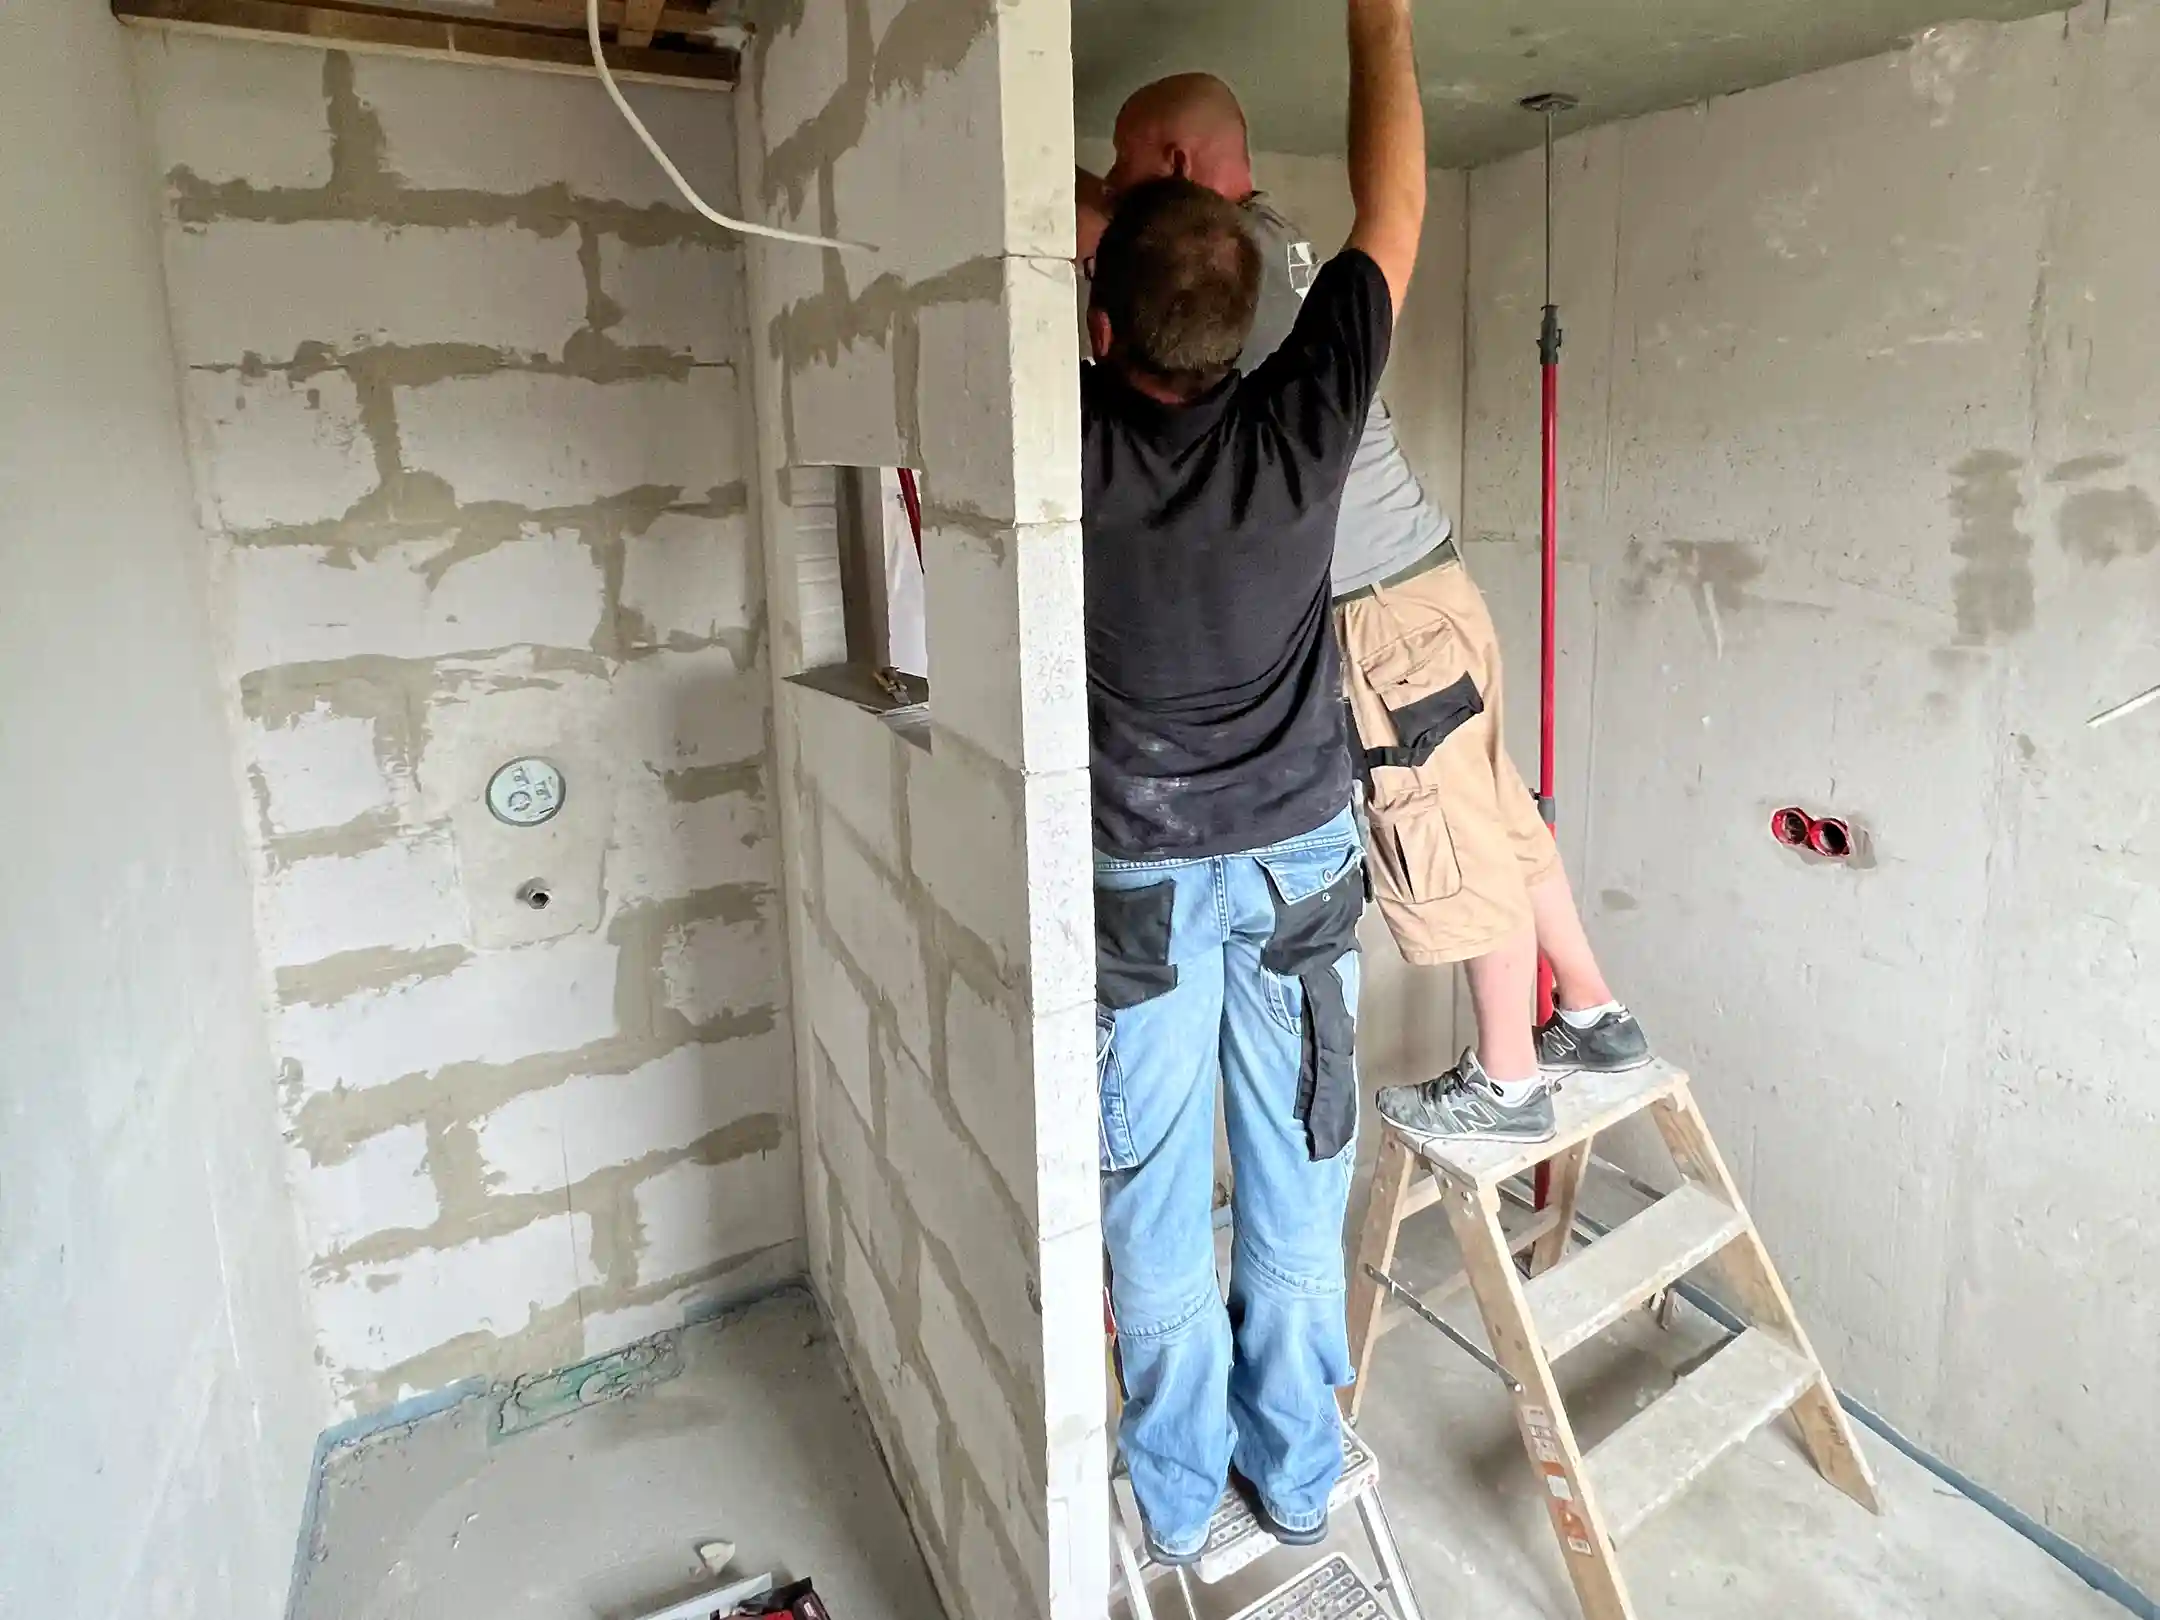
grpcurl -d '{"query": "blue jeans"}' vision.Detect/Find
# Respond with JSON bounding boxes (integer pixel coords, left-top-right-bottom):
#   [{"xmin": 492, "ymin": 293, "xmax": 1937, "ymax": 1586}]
[{"xmin": 1096, "ymin": 804, "xmax": 1364, "ymax": 1555}]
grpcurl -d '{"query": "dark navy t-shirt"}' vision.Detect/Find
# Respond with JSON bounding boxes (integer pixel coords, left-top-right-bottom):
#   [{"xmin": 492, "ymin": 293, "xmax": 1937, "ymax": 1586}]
[{"xmin": 1082, "ymin": 249, "xmax": 1392, "ymax": 859}]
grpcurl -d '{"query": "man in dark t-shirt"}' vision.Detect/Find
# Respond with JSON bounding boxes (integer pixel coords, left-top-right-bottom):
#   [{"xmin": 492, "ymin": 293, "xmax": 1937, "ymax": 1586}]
[{"xmin": 1082, "ymin": 0, "xmax": 1427, "ymax": 1566}]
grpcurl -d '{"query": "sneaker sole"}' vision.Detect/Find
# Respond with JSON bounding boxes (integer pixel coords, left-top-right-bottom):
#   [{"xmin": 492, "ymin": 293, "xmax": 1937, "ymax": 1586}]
[
  {"xmin": 1140, "ymin": 1530, "xmax": 1204, "ymax": 1569},
  {"xmin": 1537, "ymin": 1049, "xmax": 1655, "ymax": 1080},
  {"xmin": 1229, "ymin": 1471, "xmax": 1329, "ymax": 1548},
  {"xmin": 1377, "ymin": 1111, "xmax": 1558, "ymax": 1148},
  {"xmin": 1260, "ymin": 1514, "xmax": 1328, "ymax": 1548}
]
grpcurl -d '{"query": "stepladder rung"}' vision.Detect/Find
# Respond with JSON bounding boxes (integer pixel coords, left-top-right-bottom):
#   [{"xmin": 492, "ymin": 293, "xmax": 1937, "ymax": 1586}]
[
  {"xmin": 1409, "ymin": 1059, "xmax": 1689, "ymax": 1192},
  {"xmin": 1118, "ymin": 1427, "xmax": 1381, "ymax": 1586},
  {"xmin": 1524, "ymin": 1180, "xmax": 1745, "ymax": 1359},
  {"xmin": 1225, "ymin": 1553, "xmax": 1385, "ymax": 1620},
  {"xmin": 1587, "ymin": 1326, "xmax": 1818, "ymax": 1541}
]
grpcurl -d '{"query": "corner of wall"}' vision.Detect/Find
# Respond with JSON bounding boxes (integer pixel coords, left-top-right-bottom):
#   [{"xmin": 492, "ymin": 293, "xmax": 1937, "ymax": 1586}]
[{"xmin": 734, "ymin": 1, "xmax": 1107, "ymax": 1613}]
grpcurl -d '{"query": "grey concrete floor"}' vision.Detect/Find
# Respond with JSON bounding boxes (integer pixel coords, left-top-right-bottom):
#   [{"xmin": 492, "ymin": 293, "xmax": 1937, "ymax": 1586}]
[
  {"xmin": 292, "ymin": 1287, "xmax": 940, "ymax": 1620},
  {"xmin": 1120, "ymin": 1196, "xmax": 2126, "ymax": 1620},
  {"xmin": 290, "ymin": 1223, "xmax": 2126, "ymax": 1620}
]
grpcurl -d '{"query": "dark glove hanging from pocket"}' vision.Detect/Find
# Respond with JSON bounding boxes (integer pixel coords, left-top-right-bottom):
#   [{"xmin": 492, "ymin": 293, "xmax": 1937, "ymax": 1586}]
[
  {"xmin": 1259, "ymin": 862, "xmax": 1364, "ymax": 1161},
  {"xmin": 1293, "ymin": 964, "xmax": 1358, "ymax": 1162}
]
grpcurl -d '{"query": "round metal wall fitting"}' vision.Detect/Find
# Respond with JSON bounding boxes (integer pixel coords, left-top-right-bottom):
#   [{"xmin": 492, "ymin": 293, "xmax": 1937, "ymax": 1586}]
[{"xmin": 487, "ymin": 757, "xmax": 566, "ymax": 827}]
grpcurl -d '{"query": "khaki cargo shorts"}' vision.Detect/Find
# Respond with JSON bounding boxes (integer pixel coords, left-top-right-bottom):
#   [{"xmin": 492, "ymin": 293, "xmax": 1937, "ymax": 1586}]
[{"xmin": 1336, "ymin": 555, "xmax": 1557, "ymax": 965}]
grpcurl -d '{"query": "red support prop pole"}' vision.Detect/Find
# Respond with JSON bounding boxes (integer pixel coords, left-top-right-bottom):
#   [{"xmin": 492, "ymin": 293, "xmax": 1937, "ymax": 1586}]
[
  {"xmin": 1533, "ymin": 307, "xmax": 1561, "ymax": 1216},
  {"xmin": 1526, "ymin": 94, "xmax": 1573, "ymax": 1215},
  {"xmin": 896, "ymin": 466, "xmax": 924, "ymax": 562},
  {"xmin": 1537, "ymin": 344, "xmax": 1559, "ymax": 1028}
]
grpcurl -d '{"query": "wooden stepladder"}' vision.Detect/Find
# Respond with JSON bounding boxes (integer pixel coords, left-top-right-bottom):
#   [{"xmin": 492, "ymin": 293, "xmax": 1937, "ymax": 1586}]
[{"xmin": 1344, "ymin": 1060, "xmax": 1881, "ymax": 1620}]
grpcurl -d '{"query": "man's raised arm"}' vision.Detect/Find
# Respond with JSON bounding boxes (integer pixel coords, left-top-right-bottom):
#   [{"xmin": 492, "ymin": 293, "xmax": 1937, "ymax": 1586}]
[{"xmin": 1343, "ymin": 0, "xmax": 1426, "ymax": 313}]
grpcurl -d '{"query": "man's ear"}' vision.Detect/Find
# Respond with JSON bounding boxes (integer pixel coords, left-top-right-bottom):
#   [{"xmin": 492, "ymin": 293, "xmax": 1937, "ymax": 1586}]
[{"xmin": 1087, "ymin": 308, "xmax": 1115, "ymax": 363}]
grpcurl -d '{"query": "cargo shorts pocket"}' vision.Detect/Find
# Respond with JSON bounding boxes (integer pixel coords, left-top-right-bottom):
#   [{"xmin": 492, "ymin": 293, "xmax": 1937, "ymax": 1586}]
[
  {"xmin": 1374, "ymin": 673, "xmax": 1484, "ymax": 769},
  {"xmin": 1257, "ymin": 848, "xmax": 1364, "ymax": 1162},
  {"xmin": 1351, "ymin": 623, "xmax": 1482, "ymax": 906},
  {"xmin": 1354, "ymin": 611, "xmax": 1483, "ymax": 762},
  {"xmin": 1367, "ymin": 787, "xmax": 1465, "ymax": 903}
]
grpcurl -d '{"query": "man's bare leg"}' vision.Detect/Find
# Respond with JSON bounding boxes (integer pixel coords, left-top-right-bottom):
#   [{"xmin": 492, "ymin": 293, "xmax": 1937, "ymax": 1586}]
[
  {"xmin": 1528, "ymin": 865, "xmax": 1615, "ymax": 1012},
  {"xmin": 1462, "ymin": 920, "xmax": 1538, "ymax": 1082},
  {"xmin": 1451, "ymin": 863, "xmax": 1647, "ymax": 1112},
  {"xmin": 1463, "ymin": 862, "xmax": 1613, "ymax": 1081},
  {"xmin": 1379, "ymin": 923, "xmax": 1560, "ymax": 1141},
  {"xmin": 1526, "ymin": 862, "xmax": 1651, "ymax": 1078}
]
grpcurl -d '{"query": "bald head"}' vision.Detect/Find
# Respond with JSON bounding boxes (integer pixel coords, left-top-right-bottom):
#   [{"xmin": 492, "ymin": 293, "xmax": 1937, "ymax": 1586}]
[{"xmin": 1106, "ymin": 73, "xmax": 1255, "ymax": 206}]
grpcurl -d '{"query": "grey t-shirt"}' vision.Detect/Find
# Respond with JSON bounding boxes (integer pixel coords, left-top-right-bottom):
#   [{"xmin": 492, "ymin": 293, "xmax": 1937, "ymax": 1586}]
[{"xmin": 1243, "ymin": 197, "xmax": 1452, "ymax": 596}]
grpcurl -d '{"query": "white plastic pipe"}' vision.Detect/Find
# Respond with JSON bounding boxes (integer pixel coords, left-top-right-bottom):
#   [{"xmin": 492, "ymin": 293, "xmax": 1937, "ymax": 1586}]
[{"xmin": 586, "ymin": 0, "xmax": 872, "ymax": 253}]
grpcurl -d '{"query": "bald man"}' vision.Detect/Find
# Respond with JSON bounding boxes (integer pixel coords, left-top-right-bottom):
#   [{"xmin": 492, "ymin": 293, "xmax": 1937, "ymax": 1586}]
[{"xmin": 1079, "ymin": 77, "xmax": 1652, "ymax": 1151}]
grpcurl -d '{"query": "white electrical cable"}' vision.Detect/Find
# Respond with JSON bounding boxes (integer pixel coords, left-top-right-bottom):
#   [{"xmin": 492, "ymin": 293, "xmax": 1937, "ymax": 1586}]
[
  {"xmin": 586, "ymin": 0, "xmax": 872, "ymax": 252},
  {"xmin": 2087, "ymin": 679, "xmax": 2160, "ymax": 730}
]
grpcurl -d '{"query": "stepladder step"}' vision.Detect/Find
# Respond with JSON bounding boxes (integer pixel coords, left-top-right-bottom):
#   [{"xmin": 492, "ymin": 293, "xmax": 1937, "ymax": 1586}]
[
  {"xmin": 1587, "ymin": 1326, "xmax": 1818, "ymax": 1541},
  {"xmin": 1225, "ymin": 1553, "xmax": 1385, "ymax": 1620},
  {"xmin": 1524, "ymin": 1179, "xmax": 1745, "ymax": 1358},
  {"xmin": 1411, "ymin": 1059, "xmax": 1689, "ymax": 1191}
]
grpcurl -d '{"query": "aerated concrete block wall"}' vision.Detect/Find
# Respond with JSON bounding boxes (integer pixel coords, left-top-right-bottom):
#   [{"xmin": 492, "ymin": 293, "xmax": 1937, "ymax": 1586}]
[
  {"xmin": 132, "ymin": 35, "xmax": 799, "ymax": 1418},
  {"xmin": 736, "ymin": 2, "xmax": 1105, "ymax": 1616},
  {"xmin": 1461, "ymin": 3, "xmax": 2159, "ymax": 1588}
]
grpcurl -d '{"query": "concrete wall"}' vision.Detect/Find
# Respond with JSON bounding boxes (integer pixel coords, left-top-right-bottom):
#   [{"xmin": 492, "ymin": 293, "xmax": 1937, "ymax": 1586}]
[
  {"xmin": 736, "ymin": 2, "xmax": 1104, "ymax": 1616},
  {"xmin": 132, "ymin": 35, "xmax": 798, "ymax": 1417},
  {"xmin": 0, "ymin": 9, "xmax": 323, "ymax": 1618},
  {"xmin": 1461, "ymin": 3, "xmax": 2158, "ymax": 1588}
]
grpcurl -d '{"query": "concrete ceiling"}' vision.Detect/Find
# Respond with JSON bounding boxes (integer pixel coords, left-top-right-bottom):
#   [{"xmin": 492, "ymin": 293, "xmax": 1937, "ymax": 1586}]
[{"xmin": 1072, "ymin": 0, "xmax": 2065, "ymax": 168}]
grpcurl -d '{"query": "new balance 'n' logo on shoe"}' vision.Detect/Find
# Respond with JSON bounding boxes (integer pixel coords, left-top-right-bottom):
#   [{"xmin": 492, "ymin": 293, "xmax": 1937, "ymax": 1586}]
[
  {"xmin": 1535, "ymin": 1007, "xmax": 1652, "ymax": 1079},
  {"xmin": 1375, "ymin": 1049, "xmax": 1557, "ymax": 1145}
]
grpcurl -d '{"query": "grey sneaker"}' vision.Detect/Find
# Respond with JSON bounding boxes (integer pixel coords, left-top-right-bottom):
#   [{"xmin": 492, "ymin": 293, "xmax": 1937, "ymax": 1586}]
[
  {"xmin": 1376, "ymin": 1050, "xmax": 1556, "ymax": 1145},
  {"xmin": 1536, "ymin": 1006, "xmax": 1652, "ymax": 1078}
]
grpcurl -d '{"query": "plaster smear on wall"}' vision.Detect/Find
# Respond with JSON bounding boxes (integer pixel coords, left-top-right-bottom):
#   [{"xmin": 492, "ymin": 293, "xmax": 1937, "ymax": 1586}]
[{"xmin": 134, "ymin": 33, "xmax": 798, "ymax": 1417}]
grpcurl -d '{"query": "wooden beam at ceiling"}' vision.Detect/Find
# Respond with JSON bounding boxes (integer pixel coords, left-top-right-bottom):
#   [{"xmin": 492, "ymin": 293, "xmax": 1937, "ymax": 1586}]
[
  {"xmin": 616, "ymin": 0, "xmax": 666, "ymax": 50},
  {"xmin": 115, "ymin": 0, "xmax": 738, "ymax": 90},
  {"xmin": 488, "ymin": 0, "xmax": 722, "ymax": 38}
]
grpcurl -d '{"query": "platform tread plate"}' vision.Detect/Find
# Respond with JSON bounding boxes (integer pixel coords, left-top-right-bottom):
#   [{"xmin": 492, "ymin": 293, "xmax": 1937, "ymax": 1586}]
[
  {"xmin": 1225, "ymin": 1553, "xmax": 1384, "ymax": 1620},
  {"xmin": 1121, "ymin": 1427, "xmax": 1380, "ymax": 1585}
]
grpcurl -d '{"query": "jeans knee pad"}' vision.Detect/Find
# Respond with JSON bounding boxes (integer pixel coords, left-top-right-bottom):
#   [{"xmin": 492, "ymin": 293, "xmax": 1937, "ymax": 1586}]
[{"xmin": 1115, "ymin": 1279, "xmax": 1220, "ymax": 1342}]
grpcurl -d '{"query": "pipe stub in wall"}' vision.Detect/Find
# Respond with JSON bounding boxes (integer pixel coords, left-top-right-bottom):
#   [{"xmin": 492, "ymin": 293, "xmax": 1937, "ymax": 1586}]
[
  {"xmin": 1806, "ymin": 817, "xmax": 1853, "ymax": 859},
  {"xmin": 1771, "ymin": 807, "xmax": 1858, "ymax": 862}
]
